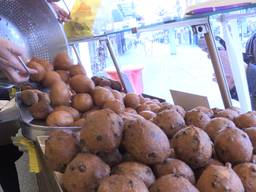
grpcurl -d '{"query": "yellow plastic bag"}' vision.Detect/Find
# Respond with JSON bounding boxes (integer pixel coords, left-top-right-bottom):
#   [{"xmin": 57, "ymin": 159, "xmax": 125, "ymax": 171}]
[{"xmin": 64, "ymin": 0, "xmax": 112, "ymax": 39}]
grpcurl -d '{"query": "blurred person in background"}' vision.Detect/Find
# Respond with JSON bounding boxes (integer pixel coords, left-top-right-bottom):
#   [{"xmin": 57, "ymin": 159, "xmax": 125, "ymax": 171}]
[
  {"xmin": 199, "ymin": 35, "xmax": 256, "ymax": 110},
  {"xmin": 199, "ymin": 36, "xmax": 239, "ymax": 101},
  {"xmin": 243, "ymin": 32, "xmax": 256, "ymax": 110}
]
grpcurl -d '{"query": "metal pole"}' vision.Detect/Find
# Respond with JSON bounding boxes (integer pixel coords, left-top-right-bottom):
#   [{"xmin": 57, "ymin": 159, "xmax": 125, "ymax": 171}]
[
  {"xmin": 71, "ymin": 44, "xmax": 82, "ymax": 65},
  {"xmin": 105, "ymin": 38, "xmax": 128, "ymax": 93},
  {"xmin": 204, "ymin": 25, "xmax": 232, "ymax": 108},
  {"xmin": 61, "ymin": 0, "xmax": 71, "ymax": 14}
]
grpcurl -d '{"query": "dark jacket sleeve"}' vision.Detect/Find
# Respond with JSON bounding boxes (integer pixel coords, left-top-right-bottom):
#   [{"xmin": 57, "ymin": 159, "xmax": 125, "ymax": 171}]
[{"xmin": 246, "ymin": 64, "xmax": 256, "ymax": 110}]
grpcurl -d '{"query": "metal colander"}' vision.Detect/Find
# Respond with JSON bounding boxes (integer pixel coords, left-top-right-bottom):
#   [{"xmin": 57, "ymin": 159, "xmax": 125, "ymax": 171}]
[{"xmin": 0, "ymin": 0, "xmax": 68, "ymax": 62}]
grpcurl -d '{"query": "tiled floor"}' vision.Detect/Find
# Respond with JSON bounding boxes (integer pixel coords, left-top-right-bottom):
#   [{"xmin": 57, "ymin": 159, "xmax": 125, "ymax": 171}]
[{"xmin": 0, "ymin": 153, "xmax": 38, "ymax": 192}]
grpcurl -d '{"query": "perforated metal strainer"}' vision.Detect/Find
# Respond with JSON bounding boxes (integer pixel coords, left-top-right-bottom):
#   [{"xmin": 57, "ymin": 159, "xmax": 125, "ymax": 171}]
[{"xmin": 0, "ymin": 0, "xmax": 68, "ymax": 62}]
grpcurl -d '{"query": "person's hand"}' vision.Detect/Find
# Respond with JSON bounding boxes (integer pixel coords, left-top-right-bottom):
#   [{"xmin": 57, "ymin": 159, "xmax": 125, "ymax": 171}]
[
  {"xmin": 0, "ymin": 38, "xmax": 36, "ymax": 84},
  {"xmin": 50, "ymin": 2, "xmax": 71, "ymax": 23}
]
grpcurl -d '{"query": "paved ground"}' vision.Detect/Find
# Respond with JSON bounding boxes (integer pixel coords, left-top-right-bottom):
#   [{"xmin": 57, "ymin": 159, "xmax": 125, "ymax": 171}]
[{"xmin": 108, "ymin": 42, "xmax": 227, "ymax": 109}]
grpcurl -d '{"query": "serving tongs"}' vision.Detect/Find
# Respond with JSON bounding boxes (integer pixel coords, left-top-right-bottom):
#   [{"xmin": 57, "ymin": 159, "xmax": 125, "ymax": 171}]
[{"xmin": 17, "ymin": 56, "xmax": 30, "ymax": 75}]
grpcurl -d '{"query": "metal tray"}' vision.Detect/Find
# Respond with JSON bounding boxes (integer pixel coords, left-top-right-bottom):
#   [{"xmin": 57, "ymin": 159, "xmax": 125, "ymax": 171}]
[{"xmin": 16, "ymin": 92, "xmax": 81, "ymax": 141}]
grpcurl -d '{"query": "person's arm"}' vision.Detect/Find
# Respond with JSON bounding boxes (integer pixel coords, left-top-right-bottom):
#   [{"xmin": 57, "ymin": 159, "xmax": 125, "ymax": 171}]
[
  {"xmin": 0, "ymin": 38, "xmax": 36, "ymax": 84},
  {"xmin": 50, "ymin": 2, "xmax": 71, "ymax": 23},
  {"xmin": 46, "ymin": 0, "xmax": 70, "ymax": 23}
]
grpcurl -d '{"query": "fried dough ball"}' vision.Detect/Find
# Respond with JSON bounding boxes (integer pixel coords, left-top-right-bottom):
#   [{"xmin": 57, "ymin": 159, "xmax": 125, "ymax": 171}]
[
  {"xmin": 20, "ymin": 89, "xmax": 39, "ymax": 106},
  {"xmin": 63, "ymin": 153, "xmax": 110, "ymax": 192},
  {"xmin": 80, "ymin": 109, "xmax": 123, "ymax": 153},
  {"xmin": 96, "ymin": 149, "xmax": 123, "ymax": 167},
  {"xmin": 97, "ymin": 175, "xmax": 148, "ymax": 192},
  {"xmin": 30, "ymin": 57, "xmax": 53, "ymax": 71},
  {"xmin": 43, "ymin": 71, "xmax": 62, "ymax": 87},
  {"xmin": 112, "ymin": 161, "xmax": 155, "ymax": 187},
  {"xmin": 153, "ymin": 110, "xmax": 185, "ymax": 138},
  {"xmin": 149, "ymin": 174, "xmax": 199, "ymax": 192},
  {"xmin": 185, "ymin": 110, "xmax": 211, "ymax": 129},
  {"xmin": 69, "ymin": 64, "xmax": 86, "ymax": 76},
  {"xmin": 53, "ymin": 52, "xmax": 73, "ymax": 70},
  {"xmin": 153, "ymin": 158, "xmax": 195, "ymax": 184},
  {"xmin": 124, "ymin": 93, "xmax": 140, "ymax": 109},
  {"xmin": 197, "ymin": 164, "xmax": 244, "ymax": 192},
  {"xmin": 125, "ymin": 107, "xmax": 137, "ymax": 114},
  {"xmin": 50, "ymin": 81, "xmax": 71, "ymax": 106},
  {"xmin": 103, "ymin": 99, "xmax": 125, "ymax": 114},
  {"xmin": 46, "ymin": 111, "xmax": 74, "ymax": 127},
  {"xmin": 45, "ymin": 130, "xmax": 79, "ymax": 172},
  {"xmin": 29, "ymin": 92, "xmax": 53, "ymax": 119},
  {"xmin": 172, "ymin": 126, "xmax": 212, "ymax": 169},
  {"xmin": 27, "ymin": 61, "xmax": 46, "ymax": 82},
  {"xmin": 193, "ymin": 106, "xmax": 214, "ymax": 118},
  {"xmin": 204, "ymin": 117, "xmax": 236, "ymax": 141},
  {"xmin": 234, "ymin": 163, "xmax": 256, "ymax": 192},
  {"xmin": 214, "ymin": 108, "xmax": 240, "ymax": 121},
  {"xmin": 137, "ymin": 104, "xmax": 151, "ymax": 113},
  {"xmin": 139, "ymin": 111, "xmax": 156, "ymax": 120},
  {"xmin": 244, "ymin": 127, "xmax": 256, "ymax": 153},
  {"xmin": 69, "ymin": 74, "xmax": 95, "ymax": 94},
  {"xmin": 122, "ymin": 118, "xmax": 170, "ymax": 165},
  {"xmin": 93, "ymin": 86, "xmax": 114, "ymax": 107},
  {"xmin": 72, "ymin": 118, "xmax": 86, "ymax": 127},
  {"xmin": 72, "ymin": 93, "xmax": 93, "ymax": 113},
  {"xmin": 54, "ymin": 106, "xmax": 80, "ymax": 120},
  {"xmin": 158, "ymin": 103, "xmax": 186, "ymax": 117},
  {"xmin": 234, "ymin": 111, "xmax": 256, "ymax": 128},
  {"xmin": 214, "ymin": 127, "xmax": 253, "ymax": 165},
  {"xmin": 111, "ymin": 90, "xmax": 124, "ymax": 102},
  {"xmin": 56, "ymin": 70, "xmax": 70, "ymax": 83}
]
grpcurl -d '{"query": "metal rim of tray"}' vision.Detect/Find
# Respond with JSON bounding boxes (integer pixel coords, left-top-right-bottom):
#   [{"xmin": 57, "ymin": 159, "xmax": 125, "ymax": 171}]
[{"xmin": 21, "ymin": 121, "xmax": 80, "ymax": 131}]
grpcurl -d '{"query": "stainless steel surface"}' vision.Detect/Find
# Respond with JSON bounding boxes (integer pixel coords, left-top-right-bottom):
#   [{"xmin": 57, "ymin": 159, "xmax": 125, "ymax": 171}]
[
  {"xmin": 0, "ymin": 0, "xmax": 68, "ymax": 62},
  {"xmin": 16, "ymin": 93, "xmax": 80, "ymax": 141},
  {"xmin": 204, "ymin": 25, "xmax": 232, "ymax": 108},
  {"xmin": 20, "ymin": 121, "xmax": 80, "ymax": 141}
]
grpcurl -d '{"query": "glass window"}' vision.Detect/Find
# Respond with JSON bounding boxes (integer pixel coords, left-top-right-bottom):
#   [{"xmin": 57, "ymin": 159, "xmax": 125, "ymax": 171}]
[
  {"xmin": 56, "ymin": 0, "xmax": 210, "ymax": 34},
  {"xmin": 209, "ymin": 8, "xmax": 256, "ymax": 111},
  {"xmin": 77, "ymin": 27, "xmax": 226, "ymax": 109},
  {"xmin": 65, "ymin": 1, "xmax": 256, "ymax": 111}
]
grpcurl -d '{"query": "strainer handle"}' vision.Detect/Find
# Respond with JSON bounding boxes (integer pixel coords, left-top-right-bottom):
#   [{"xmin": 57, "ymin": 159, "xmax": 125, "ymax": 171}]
[
  {"xmin": 60, "ymin": 0, "xmax": 71, "ymax": 15},
  {"xmin": 48, "ymin": 0, "xmax": 71, "ymax": 21}
]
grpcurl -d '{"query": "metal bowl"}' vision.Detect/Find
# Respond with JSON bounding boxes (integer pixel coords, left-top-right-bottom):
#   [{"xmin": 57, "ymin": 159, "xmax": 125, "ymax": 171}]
[{"xmin": 0, "ymin": 0, "xmax": 68, "ymax": 62}]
